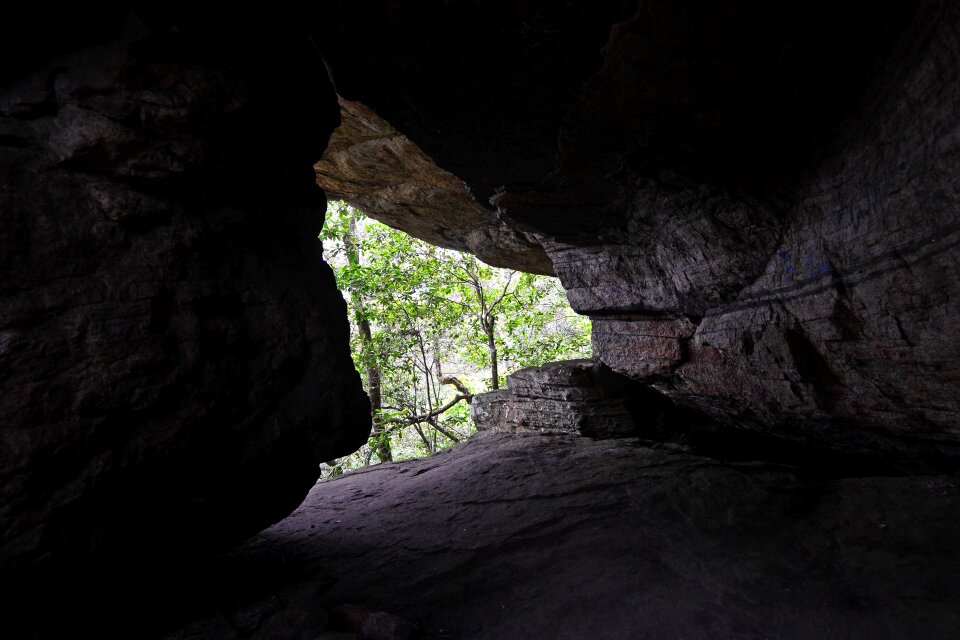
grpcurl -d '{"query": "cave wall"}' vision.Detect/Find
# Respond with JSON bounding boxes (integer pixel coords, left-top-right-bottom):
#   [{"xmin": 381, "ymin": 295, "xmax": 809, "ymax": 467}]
[
  {"xmin": 0, "ymin": 12, "xmax": 369, "ymax": 581},
  {"xmin": 321, "ymin": 0, "xmax": 960, "ymax": 466},
  {"xmin": 528, "ymin": 0, "xmax": 960, "ymax": 461}
]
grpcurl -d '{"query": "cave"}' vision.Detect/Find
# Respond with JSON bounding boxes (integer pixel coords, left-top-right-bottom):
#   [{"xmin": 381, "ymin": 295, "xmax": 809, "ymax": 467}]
[{"xmin": 1, "ymin": 3, "xmax": 959, "ymax": 639}]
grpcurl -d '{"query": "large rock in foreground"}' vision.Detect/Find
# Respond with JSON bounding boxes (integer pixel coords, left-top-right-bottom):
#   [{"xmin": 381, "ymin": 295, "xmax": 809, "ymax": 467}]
[
  {"xmin": 67, "ymin": 432, "xmax": 960, "ymax": 640},
  {"xmin": 0, "ymin": 13, "xmax": 369, "ymax": 582}
]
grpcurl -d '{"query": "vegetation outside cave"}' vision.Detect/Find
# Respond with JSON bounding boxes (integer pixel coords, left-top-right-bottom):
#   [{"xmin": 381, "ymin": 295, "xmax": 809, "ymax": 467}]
[{"xmin": 320, "ymin": 201, "xmax": 592, "ymax": 473}]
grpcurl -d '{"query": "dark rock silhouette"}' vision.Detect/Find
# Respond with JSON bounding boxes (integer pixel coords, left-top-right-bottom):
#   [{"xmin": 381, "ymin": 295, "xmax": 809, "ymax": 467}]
[{"xmin": 0, "ymin": 12, "xmax": 369, "ymax": 584}]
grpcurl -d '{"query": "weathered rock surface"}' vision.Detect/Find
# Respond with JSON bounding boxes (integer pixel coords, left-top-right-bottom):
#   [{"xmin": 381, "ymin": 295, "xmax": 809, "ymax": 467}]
[
  {"xmin": 0, "ymin": 13, "xmax": 369, "ymax": 582},
  {"xmin": 471, "ymin": 359, "xmax": 649, "ymax": 437},
  {"xmin": 314, "ymin": 98, "xmax": 552, "ymax": 275},
  {"xmin": 324, "ymin": 1, "xmax": 960, "ymax": 463},
  {"xmin": 469, "ymin": 359, "xmax": 919, "ymax": 475},
  {"xmin": 538, "ymin": 0, "xmax": 960, "ymax": 457},
  {"xmin": 38, "ymin": 433, "xmax": 960, "ymax": 639}
]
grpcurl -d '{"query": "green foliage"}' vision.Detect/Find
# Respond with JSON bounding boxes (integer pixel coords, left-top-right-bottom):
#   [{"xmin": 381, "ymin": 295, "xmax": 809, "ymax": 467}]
[{"xmin": 320, "ymin": 200, "xmax": 591, "ymax": 470}]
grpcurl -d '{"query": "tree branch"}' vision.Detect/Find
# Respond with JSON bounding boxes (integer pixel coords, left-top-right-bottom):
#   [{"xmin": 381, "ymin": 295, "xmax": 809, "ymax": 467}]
[
  {"xmin": 440, "ymin": 375, "xmax": 473, "ymax": 399},
  {"xmin": 382, "ymin": 394, "xmax": 471, "ymax": 437},
  {"xmin": 489, "ymin": 270, "xmax": 516, "ymax": 312},
  {"xmin": 429, "ymin": 419, "xmax": 463, "ymax": 444},
  {"xmin": 411, "ymin": 422, "xmax": 433, "ymax": 452}
]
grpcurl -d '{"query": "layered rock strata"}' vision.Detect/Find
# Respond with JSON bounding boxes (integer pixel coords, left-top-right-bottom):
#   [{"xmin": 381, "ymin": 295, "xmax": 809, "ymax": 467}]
[{"xmin": 471, "ymin": 359, "xmax": 645, "ymax": 438}]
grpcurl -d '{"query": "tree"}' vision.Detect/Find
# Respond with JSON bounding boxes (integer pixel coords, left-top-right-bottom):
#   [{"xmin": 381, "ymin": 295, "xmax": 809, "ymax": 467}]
[
  {"xmin": 340, "ymin": 208, "xmax": 391, "ymax": 463},
  {"xmin": 444, "ymin": 257, "xmax": 513, "ymax": 390},
  {"xmin": 320, "ymin": 201, "xmax": 591, "ymax": 467}
]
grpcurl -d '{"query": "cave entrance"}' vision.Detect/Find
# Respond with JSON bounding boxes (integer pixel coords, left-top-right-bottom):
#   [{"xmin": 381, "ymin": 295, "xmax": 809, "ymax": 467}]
[{"xmin": 319, "ymin": 200, "xmax": 591, "ymax": 472}]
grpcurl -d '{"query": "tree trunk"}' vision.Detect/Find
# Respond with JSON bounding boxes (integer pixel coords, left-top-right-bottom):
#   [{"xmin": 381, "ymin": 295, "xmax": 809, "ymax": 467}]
[
  {"xmin": 358, "ymin": 316, "xmax": 392, "ymax": 463},
  {"xmin": 486, "ymin": 314, "xmax": 499, "ymax": 390},
  {"xmin": 345, "ymin": 210, "xmax": 392, "ymax": 463}
]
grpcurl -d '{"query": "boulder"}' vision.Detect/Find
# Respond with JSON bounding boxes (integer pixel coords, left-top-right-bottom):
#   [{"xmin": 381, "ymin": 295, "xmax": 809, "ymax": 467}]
[{"xmin": 471, "ymin": 359, "xmax": 648, "ymax": 438}]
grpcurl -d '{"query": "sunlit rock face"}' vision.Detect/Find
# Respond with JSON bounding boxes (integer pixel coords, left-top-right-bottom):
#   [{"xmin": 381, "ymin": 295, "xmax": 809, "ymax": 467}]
[
  {"xmin": 322, "ymin": 0, "xmax": 960, "ymax": 467},
  {"xmin": 0, "ymin": 12, "xmax": 369, "ymax": 582},
  {"xmin": 315, "ymin": 97, "xmax": 553, "ymax": 275}
]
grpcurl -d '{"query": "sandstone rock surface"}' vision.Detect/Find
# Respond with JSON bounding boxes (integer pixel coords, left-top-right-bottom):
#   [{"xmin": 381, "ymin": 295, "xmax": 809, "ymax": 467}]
[
  {"xmin": 315, "ymin": 98, "xmax": 552, "ymax": 275},
  {"xmin": 0, "ymin": 13, "xmax": 369, "ymax": 581},
  {"xmin": 39, "ymin": 433, "xmax": 960, "ymax": 639}
]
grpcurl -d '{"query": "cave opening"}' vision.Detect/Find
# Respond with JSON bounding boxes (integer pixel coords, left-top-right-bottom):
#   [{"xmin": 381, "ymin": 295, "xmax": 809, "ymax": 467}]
[{"xmin": 318, "ymin": 199, "xmax": 592, "ymax": 472}]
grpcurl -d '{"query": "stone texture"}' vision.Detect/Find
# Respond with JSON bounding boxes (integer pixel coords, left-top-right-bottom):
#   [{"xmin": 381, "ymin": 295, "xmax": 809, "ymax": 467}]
[
  {"xmin": 358, "ymin": 612, "xmax": 416, "ymax": 640},
  {"xmin": 472, "ymin": 359, "xmax": 645, "ymax": 437},
  {"xmin": 323, "ymin": 0, "xmax": 960, "ymax": 463},
  {"xmin": 590, "ymin": 316, "xmax": 699, "ymax": 380},
  {"xmin": 0, "ymin": 13, "xmax": 369, "ymax": 582},
  {"xmin": 54, "ymin": 433, "xmax": 960, "ymax": 640},
  {"xmin": 314, "ymin": 97, "xmax": 552, "ymax": 275},
  {"xmin": 534, "ymin": 1, "xmax": 960, "ymax": 456}
]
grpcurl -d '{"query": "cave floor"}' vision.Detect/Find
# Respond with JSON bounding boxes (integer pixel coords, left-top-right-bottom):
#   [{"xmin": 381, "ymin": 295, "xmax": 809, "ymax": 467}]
[{"xmin": 145, "ymin": 432, "xmax": 960, "ymax": 640}]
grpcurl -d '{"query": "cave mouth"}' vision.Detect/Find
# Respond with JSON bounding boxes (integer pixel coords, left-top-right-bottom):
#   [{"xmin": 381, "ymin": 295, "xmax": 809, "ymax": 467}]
[
  {"xmin": 317, "ymin": 199, "xmax": 592, "ymax": 471},
  {"xmin": 3, "ymin": 4, "xmax": 960, "ymax": 637},
  {"xmin": 311, "ymin": 85, "xmax": 960, "ymax": 480},
  {"xmin": 315, "ymin": 196, "xmax": 947, "ymax": 482}
]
